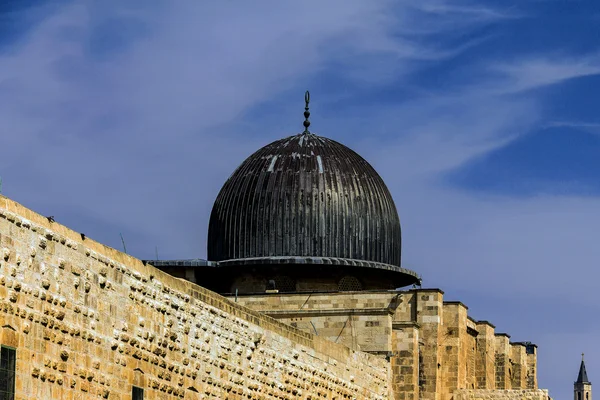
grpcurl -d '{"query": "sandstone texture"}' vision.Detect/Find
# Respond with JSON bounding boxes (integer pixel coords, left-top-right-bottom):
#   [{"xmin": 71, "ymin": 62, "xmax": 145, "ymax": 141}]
[
  {"xmin": 454, "ymin": 389, "xmax": 550, "ymax": 400},
  {"xmin": 0, "ymin": 193, "xmax": 549, "ymax": 400},
  {"xmin": 233, "ymin": 289, "xmax": 539, "ymax": 400},
  {"xmin": 0, "ymin": 195, "xmax": 390, "ymax": 399}
]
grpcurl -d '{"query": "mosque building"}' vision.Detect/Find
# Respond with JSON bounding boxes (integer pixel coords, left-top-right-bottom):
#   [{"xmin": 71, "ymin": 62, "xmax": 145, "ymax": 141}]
[
  {"xmin": 146, "ymin": 92, "xmax": 550, "ymax": 400},
  {"xmin": 0, "ymin": 92, "xmax": 556, "ymax": 399}
]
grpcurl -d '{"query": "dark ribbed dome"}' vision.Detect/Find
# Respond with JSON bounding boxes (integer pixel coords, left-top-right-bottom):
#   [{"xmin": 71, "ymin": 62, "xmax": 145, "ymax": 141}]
[{"xmin": 207, "ymin": 132, "xmax": 416, "ymax": 284}]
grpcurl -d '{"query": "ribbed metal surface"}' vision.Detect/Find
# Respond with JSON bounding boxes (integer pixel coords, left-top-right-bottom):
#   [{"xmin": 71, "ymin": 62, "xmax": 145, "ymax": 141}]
[{"xmin": 207, "ymin": 133, "xmax": 402, "ymax": 267}]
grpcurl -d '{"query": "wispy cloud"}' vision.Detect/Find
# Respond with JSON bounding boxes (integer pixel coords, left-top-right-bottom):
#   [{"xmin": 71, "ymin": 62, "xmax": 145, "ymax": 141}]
[
  {"xmin": 412, "ymin": 1, "xmax": 517, "ymax": 21},
  {"xmin": 491, "ymin": 54, "xmax": 600, "ymax": 93},
  {"xmin": 545, "ymin": 120, "xmax": 600, "ymax": 131},
  {"xmin": 0, "ymin": 0, "xmax": 507, "ymax": 253},
  {"xmin": 1, "ymin": 2, "xmax": 599, "ymax": 399}
]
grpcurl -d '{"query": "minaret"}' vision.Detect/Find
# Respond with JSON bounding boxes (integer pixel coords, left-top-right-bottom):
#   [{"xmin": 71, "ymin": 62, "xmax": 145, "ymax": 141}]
[{"xmin": 575, "ymin": 353, "xmax": 592, "ymax": 400}]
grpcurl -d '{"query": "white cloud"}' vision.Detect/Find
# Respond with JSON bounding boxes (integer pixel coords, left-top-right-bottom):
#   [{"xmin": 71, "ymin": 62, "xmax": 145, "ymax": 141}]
[
  {"xmin": 545, "ymin": 120, "xmax": 600, "ymax": 134},
  {"xmin": 0, "ymin": 0, "xmax": 506, "ymax": 255},
  {"xmin": 491, "ymin": 55, "xmax": 600, "ymax": 93},
  {"xmin": 350, "ymin": 94, "xmax": 539, "ymax": 179},
  {"xmin": 1, "ymin": 2, "xmax": 599, "ymax": 399}
]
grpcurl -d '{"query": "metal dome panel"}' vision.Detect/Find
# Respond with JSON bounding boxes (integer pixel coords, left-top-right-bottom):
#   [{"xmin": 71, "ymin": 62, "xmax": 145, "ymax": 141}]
[{"xmin": 207, "ymin": 132, "xmax": 404, "ymax": 272}]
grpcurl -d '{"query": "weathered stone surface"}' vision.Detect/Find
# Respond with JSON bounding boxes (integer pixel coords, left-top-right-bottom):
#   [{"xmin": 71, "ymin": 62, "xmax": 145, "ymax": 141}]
[
  {"xmin": 0, "ymin": 194, "xmax": 549, "ymax": 400},
  {"xmin": 454, "ymin": 389, "xmax": 550, "ymax": 400},
  {"xmin": 0, "ymin": 196, "xmax": 390, "ymax": 399},
  {"xmin": 233, "ymin": 289, "xmax": 541, "ymax": 400}
]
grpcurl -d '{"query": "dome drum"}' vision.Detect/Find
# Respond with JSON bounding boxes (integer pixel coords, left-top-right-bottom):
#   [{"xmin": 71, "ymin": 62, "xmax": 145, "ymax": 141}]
[{"xmin": 194, "ymin": 262, "xmax": 417, "ymax": 295}]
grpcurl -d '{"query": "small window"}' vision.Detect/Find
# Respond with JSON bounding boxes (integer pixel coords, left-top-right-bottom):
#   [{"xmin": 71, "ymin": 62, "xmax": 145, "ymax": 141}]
[
  {"xmin": 0, "ymin": 346, "xmax": 16, "ymax": 400},
  {"xmin": 338, "ymin": 276, "xmax": 363, "ymax": 291},
  {"xmin": 271, "ymin": 276, "xmax": 296, "ymax": 292},
  {"xmin": 133, "ymin": 386, "xmax": 144, "ymax": 400},
  {"xmin": 586, "ymin": 393, "xmax": 589, "ymax": 400},
  {"xmin": 578, "ymin": 392, "xmax": 581, "ymax": 400}
]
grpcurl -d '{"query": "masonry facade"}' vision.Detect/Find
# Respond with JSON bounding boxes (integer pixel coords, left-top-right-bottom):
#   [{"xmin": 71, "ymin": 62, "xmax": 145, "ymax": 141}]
[
  {"xmin": 0, "ymin": 196, "xmax": 550, "ymax": 400},
  {"xmin": 229, "ymin": 289, "xmax": 543, "ymax": 400},
  {"xmin": 0, "ymin": 197, "xmax": 390, "ymax": 399}
]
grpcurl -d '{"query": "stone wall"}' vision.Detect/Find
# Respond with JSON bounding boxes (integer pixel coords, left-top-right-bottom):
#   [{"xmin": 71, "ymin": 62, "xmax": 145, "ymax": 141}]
[
  {"xmin": 440, "ymin": 302, "xmax": 470, "ymax": 399},
  {"xmin": 495, "ymin": 334, "xmax": 511, "ymax": 389},
  {"xmin": 454, "ymin": 389, "xmax": 550, "ymax": 400},
  {"xmin": 510, "ymin": 343, "xmax": 527, "ymax": 389},
  {"xmin": 0, "ymin": 196, "xmax": 390, "ymax": 400},
  {"xmin": 234, "ymin": 287, "xmax": 541, "ymax": 400},
  {"xmin": 525, "ymin": 344, "xmax": 537, "ymax": 390},
  {"xmin": 414, "ymin": 290, "xmax": 444, "ymax": 400},
  {"xmin": 391, "ymin": 323, "xmax": 419, "ymax": 400},
  {"xmin": 475, "ymin": 322, "xmax": 495, "ymax": 389},
  {"xmin": 465, "ymin": 318, "xmax": 478, "ymax": 390},
  {"xmin": 233, "ymin": 291, "xmax": 398, "ymax": 354}
]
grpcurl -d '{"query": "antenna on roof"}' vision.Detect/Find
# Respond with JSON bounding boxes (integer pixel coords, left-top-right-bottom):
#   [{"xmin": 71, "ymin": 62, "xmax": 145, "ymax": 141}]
[
  {"xmin": 302, "ymin": 90, "xmax": 311, "ymax": 134},
  {"xmin": 155, "ymin": 246, "xmax": 159, "ymax": 261},
  {"xmin": 120, "ymin": 233, "xmax": 127, "ymax": 254}
]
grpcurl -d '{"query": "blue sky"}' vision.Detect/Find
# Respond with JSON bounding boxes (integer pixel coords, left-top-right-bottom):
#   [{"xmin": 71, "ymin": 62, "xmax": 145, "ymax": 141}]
[{"xmin": 1, "ymin": 1, "xmax": 599, "ymax": 398}]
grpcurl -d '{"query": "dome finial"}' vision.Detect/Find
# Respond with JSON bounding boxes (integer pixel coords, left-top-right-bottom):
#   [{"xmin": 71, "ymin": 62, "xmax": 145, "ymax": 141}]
[{"xmin": 303, "ymin": 90, "xmax": 311, "ymax": 134}]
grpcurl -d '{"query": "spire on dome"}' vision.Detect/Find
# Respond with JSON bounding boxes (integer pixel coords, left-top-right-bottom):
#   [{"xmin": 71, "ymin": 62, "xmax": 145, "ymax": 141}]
[{"xmin": 302, "ymin": 91, "xmax": 311, "ymax": 134}]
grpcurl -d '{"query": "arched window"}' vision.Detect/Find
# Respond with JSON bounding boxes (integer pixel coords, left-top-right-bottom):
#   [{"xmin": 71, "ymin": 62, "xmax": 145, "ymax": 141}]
[
  {"xmin": 578, "ymin": 392, "xmax": 582, "ymax": 400},
  {"xmin": 586, "ymin": 393, "xmax": 589, "ymax": 400}
]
